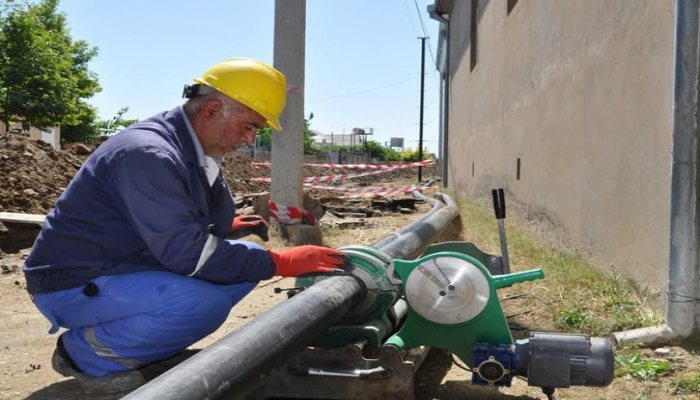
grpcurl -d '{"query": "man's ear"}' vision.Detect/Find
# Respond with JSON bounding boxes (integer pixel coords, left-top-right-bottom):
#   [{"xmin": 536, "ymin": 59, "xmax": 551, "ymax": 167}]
[{"xmin": 201, "ymin": 99, "xmax": 223, "ymax": 120}]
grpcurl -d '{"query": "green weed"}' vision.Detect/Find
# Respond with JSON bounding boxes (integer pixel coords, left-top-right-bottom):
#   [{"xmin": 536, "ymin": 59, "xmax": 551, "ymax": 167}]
[
  {"xmin": 670, "ymin": 371, "xmax": 700, "ymax": 394},
  {"xmin": 635, "ymin": 389, "xmax": 652, "ymax": 400},
  {"xmin": 558, "ymin": 305, "xmax": 587, "ymax": 328},
  {"xmin": 615, "ymin": 351, "xmax": 672, "ymax": 381}
]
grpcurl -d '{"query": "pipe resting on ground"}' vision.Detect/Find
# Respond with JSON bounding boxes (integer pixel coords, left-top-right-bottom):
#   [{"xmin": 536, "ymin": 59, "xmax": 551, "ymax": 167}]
[
  {"xmin": 123, "ymin": 191, "xmax": 458, "ymax": 400},
  {"xmin": 612, "ymin": 325, "xmax": 681, "ymax": 349}
]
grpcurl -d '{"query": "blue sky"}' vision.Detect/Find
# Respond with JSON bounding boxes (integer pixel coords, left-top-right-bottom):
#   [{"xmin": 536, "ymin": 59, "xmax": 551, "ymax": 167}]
[{"xmin": 57, "ymin": 0, "xmax": 441, "ymax": 154}]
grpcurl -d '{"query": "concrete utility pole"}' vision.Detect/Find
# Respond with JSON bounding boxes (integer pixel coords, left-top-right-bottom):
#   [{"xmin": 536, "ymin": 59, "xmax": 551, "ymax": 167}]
[
  {"xmin": 418, "ymin": 36, "xmax": 427, "ymax": 182},
  {"xmin": 272, "ymin": 0, "xmax": 319, "ymax": 244}
]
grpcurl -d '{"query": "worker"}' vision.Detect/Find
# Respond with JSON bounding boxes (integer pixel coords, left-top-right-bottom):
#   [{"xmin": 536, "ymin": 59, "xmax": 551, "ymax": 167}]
[{"xmin": 22, "ymin": 58, "xmax": 348, "ymax": 394}]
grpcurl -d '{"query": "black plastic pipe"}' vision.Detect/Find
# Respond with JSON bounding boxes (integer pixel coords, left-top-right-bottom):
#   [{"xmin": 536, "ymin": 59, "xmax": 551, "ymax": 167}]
[
  {"xmin": 124, "ymin": 193, "xmax": 458, "ymax": 400},
  {"xmin": 371, "ymin": 191, "xmax": 445, "ymax": 249},
  {"xmin": 374, "ymin": 192, "xmax": 458, "ymax": 260},
  {"xmin": 122, "ymin": 276, "xmax": 364, "ymax": 400}
]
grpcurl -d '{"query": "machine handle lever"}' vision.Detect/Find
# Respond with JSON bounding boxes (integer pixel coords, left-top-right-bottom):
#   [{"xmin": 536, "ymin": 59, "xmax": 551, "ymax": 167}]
[
  {"xmin": 492, "ymin": 188, "xmax": 506, "ymax": 219},
  {"xmin": 493, "ymin": 269, "xmax": 545, "ymax": 289},
  {"xmin": 309, "ymin": 366, "xmax": 392, "ymax": 380},
  {"xmin": 492, "ymin": 188, "xmax": 511, "ymax": 274},
  {"xmin": 288, "ymin": 364, "xmax": 392, "ymax": 380}
]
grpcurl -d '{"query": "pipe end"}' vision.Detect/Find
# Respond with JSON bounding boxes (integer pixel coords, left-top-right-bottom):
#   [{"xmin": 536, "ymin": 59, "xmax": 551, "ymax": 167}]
[{"xmin": 612, "ymin": 324, "xmax": 680, "ymax": 349}]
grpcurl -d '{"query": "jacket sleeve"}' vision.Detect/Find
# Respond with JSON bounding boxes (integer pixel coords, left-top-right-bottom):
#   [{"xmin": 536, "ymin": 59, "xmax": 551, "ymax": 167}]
[{"xmin": 107, "ymin": 146, "xmax": 276, "ymax": 284}]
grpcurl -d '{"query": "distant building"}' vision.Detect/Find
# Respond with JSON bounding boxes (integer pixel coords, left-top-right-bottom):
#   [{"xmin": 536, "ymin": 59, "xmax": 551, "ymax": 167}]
[
  {"xmin": 1, "ymin": 121, "xmax": 61, "ymax": 150},
  {"xmin": 308, "ymin": 128, "xmax": 364, "ymax": 147}
]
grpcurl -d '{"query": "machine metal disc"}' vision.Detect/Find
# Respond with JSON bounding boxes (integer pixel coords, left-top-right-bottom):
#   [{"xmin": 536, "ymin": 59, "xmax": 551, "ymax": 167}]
[{"xmin": 405, "ymin": 256, "xmax": 490, "ymax": 325}]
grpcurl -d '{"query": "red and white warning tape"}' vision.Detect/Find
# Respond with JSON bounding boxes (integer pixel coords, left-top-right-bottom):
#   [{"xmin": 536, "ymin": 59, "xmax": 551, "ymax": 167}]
[
  {"xmin": 303, "ymin": 182, "xmax": 438, "ymax": 195},
  {"xmin": 304, "ymin": 185, "xmax": 438, "ymax": 199},
  {"xmin": 251, "ymin": 159, "xmax": 435, "ymax": 170},
  {"xmin": 269, "ymin": 200, "xmax": 317, "ymax": 226},
  {"xmin": 251, "ymin": 160, "xmax": 432, "ymax": 183}
]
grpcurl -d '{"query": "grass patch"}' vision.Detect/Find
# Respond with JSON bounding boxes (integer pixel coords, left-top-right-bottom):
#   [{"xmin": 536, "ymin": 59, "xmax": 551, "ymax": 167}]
[
  {"xmin": 450, "ymin": 193, "xmax": 661, "ymax": 337},
  {"xmin": 615, "ymin": 350, "xmax": 673, "ymax": 381},
  {"xmin": 558, "ymin": 303, "xmax": 588, "ymax": 329},
  {"xmin": 670, "ymin": 370, "xmax": 700, "ymax": 394}
]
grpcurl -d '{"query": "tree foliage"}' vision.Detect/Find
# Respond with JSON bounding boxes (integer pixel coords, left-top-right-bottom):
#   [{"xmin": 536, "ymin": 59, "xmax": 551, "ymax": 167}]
[
  {"xmin": 59, "ymin": 103, "xmax": 98, "ymax": 142},
  {"xmin": 362, "ymin": 140, "xmax": 401, "ymax": 161},
  {"xmin": 0, "ymin": 0, "xmax": 101, "ymax": 130},
  {"xmin": 399, "ymin": 147, "xmax": 431, "ymax": 162},
  {"xmin": 61, "ymin": 106, "xmax": 138, "ymax": 143},
  {"xmin": 256, "ymin": 112, "xmax": 314, "ymax": 154},
  {"xmin": 97, "ymin": 106, "xmax": 138, "ymax": 136}
]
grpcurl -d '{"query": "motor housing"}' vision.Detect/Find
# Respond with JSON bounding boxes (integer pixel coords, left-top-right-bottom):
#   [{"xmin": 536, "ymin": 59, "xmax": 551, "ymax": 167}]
[{"xmin": 472, "ymin": 332, "xmax": 615, "ymax": 388}]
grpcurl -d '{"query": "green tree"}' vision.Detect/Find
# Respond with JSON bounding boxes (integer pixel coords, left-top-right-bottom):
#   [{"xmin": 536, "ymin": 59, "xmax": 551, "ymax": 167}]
[
  {"xmin": 364, "ymin": 140, "xmax": 401, "ymax": 161},
  {"xmin": 255, "ymin": 112, "xmax": 314, "ymax": 154},
  {"xmin": 303, "ymin": 112, "xmax": 314, "ymax": 154},
  {"xmin": 61, "ymin": 106, "xmax": 138, "ymax": 143},
  {"xmin": 97, "ymin": 106, "xmax": 138, "ymax": 136},
  {"xmin": 60, "ymin": 103, "xmax": 98, "ymax": 143},
  {"xmin": 0, "ymin": 0, "xmax": 101, "ymax": 130},
  {"xmin": 256, "ymin": 125, "xmax": 272, "ymax": 149},
  {"xmin": 399, "ymin": 147, "xmax": 430, "ymax": 162}
]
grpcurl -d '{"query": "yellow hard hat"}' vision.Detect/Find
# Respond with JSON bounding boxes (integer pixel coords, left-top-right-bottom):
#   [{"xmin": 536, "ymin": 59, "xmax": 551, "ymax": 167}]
[{"xmin": 194, "ymin": 58, "xmax": 286, "ymax": 131}]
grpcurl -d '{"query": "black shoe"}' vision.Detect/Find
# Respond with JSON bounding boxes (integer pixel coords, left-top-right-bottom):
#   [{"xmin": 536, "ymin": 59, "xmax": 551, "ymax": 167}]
[
  {"xmin": 52, "ymin": 334, "xmax": 199, "ymax": 394},
  {"xmin": 138, "ymin": 349, "xmax": 201, "ymax": 380},
  {"xmin": 52, "ymin": 334, "xmax": 146, "ymax": 394}
]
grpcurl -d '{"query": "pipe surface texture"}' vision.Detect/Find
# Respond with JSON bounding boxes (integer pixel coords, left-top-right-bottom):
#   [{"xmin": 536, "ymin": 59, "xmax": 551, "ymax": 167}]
[
  {"xmin": 371, "ymin": 191, "xmax": 445, "ymax": 249},
  {"xmin": 123, "ymin": 276, "xmax": 364, "ymax": 400},
  {"xmin": 124, "ymin": 193, "xmax": 457, "ymax": 400},
  {"xmin": 374, "ymin": 193, "xmax": 458, "ymax": 259}
]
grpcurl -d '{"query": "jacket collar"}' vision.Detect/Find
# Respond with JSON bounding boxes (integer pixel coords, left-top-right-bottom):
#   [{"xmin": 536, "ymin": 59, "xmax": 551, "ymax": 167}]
[{"xmin": 164, "ymin": 106, "xmax": 198, "ymax": 165}]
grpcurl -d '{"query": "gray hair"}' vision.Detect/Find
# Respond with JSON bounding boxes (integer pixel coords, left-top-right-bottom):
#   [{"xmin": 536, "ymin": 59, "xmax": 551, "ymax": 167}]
[{"xmin": 183, "ymin": 90, "xmax": 247, "ymax": 119}]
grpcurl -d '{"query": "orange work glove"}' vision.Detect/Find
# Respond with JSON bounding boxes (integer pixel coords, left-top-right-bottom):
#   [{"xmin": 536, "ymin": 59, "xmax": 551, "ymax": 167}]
[
  {"xmin": 229, "ymin": 215, "xmax": 269, "ymax": 241},
  {"xmin": 268, "ymin": 246, "xmax": 350, "ymax": 277},
  {"xmin": 231, "ymin": 215, "xmax": 268, "ymax": 232}
]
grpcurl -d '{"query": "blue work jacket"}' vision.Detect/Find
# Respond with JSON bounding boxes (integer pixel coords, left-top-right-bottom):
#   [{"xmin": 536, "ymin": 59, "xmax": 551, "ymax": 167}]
[{"xmin": 23, "ymin": 107, "xmax": 275, "ymax": 294}]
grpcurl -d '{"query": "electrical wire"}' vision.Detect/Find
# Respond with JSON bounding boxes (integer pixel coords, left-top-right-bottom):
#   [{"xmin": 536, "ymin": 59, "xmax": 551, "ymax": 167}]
[
  {"xmin": 412, "ymin": 0, "xmax": 440, "ymax": 91},
  {"xmin": 452, "ymin": 353, "xmax": 561, "ymax": 400},
  {"xmin": 450, "ymin": 354, "xmax": 472, "ymax": 371},
  {"xmin": 544, "ymin": 391, "xmax": 560, "ymax": 400},
  {"xmin": 307, "ymin": 76, "xmax": 417, "ymax": 103},
  {"xmin": 413, "ymin": 0, "xmax": 435, "ymax": 63}
]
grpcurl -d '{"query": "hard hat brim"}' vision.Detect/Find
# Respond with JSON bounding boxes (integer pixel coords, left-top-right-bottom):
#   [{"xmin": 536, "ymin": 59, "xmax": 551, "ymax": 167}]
[{"xmin": 269, "ymin": 118, "xmax": 282, "ymax": 132}]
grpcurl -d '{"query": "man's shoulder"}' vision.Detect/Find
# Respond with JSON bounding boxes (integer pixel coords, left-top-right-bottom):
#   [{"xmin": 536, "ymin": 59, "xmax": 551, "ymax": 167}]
[{"xmin": 98, "ymin": 113, "xmax": 183, "ymax": 155}]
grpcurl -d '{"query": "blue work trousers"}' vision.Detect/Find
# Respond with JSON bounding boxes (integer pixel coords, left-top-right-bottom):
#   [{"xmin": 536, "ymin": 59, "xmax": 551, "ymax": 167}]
[{"xmin": 32, "ymin": 242, "xmax": 260, "ymax": 377}]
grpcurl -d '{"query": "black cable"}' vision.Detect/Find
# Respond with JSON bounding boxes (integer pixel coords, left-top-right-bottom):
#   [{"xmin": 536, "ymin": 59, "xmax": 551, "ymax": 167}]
[
  {"xmin": 452, "ymin": 353, "xmax": 561, "ymax": 400},
  {"xmin": 450, "ymin": 354, "xmax": 472, "ymax": 371},
  {"xmin": 542, "ymin": 387, "xmax": 560, "ymax": 400}
]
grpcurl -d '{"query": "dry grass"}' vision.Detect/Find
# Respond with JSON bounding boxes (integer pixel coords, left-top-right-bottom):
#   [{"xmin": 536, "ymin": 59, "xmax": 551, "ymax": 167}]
[{"xmin": 442, "ymin": 189, "xmax": 661, "ymax": 339}]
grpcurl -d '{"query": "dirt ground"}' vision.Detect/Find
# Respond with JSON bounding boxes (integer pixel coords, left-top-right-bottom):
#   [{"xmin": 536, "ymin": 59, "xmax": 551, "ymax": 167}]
[{"xmin": 0, "ymin": 133, "xmax": 698, "ymax": 400}]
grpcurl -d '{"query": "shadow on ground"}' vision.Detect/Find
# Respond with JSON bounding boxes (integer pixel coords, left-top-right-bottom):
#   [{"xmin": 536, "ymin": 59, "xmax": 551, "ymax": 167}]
[
  {"xmin": 414, "ymin": 349, "xmax": 540, "ymax": 400},
  {"xmin": 25, "ymin": 379, "xmax": 130, "ymax": 400}
]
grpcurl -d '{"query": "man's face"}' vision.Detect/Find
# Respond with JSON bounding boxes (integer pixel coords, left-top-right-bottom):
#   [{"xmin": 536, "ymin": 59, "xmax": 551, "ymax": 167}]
[{"xmin": 197, "ymin": 100, "xmax": 267, "ymax": 158}]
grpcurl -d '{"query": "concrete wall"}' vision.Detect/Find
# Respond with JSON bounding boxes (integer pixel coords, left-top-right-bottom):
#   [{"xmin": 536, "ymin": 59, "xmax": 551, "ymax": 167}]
[
  {"xmin": 1, "ymin": 122, "xmax": 61, "ymax": 150},
  {"xmin": 444, "ymin": 0, "xmax": 675, "ymax": 303}
]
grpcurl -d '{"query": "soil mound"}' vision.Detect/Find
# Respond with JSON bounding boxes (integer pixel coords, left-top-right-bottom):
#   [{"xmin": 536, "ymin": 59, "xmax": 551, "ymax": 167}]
[
  {"xmin": 0, "ymin": 133, "xmax": 439, "ymax": 214},
  {"xmin": 0, "ymin": 134, "xmax": 85, "ymax": 214}
]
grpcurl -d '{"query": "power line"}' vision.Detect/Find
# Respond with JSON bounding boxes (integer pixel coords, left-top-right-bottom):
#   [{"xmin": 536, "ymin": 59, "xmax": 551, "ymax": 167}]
[
  {"xmin": 412, "ymin": 0, "xmax": 439, "ymax": 92},
  {"xmin": 307, "ymin": 76, "xmax": 417, "ymax": 102},
  {"xmin": 413, "ymin": 0, "xmax": 435, "ymax": 67}
]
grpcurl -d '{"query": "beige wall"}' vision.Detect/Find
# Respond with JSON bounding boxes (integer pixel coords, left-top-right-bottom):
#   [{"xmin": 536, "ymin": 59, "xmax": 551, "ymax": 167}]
[
  {"xmin": 1, "ymin": 122, "xmax": 61, "ymax": 150},
  {"xmin": 445, "ymin": 0, "xmax": 675, "ymax": 303}
]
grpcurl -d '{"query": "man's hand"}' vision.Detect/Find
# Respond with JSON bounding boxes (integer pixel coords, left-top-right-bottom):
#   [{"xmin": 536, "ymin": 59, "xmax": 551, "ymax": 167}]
[
  {"xmin": 229, "ymin": 215, "xmax": 269, "ymax": 241},
  {"xmin": 268, "ymin": 246, "xmax": 350, "ymax": 277}
]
